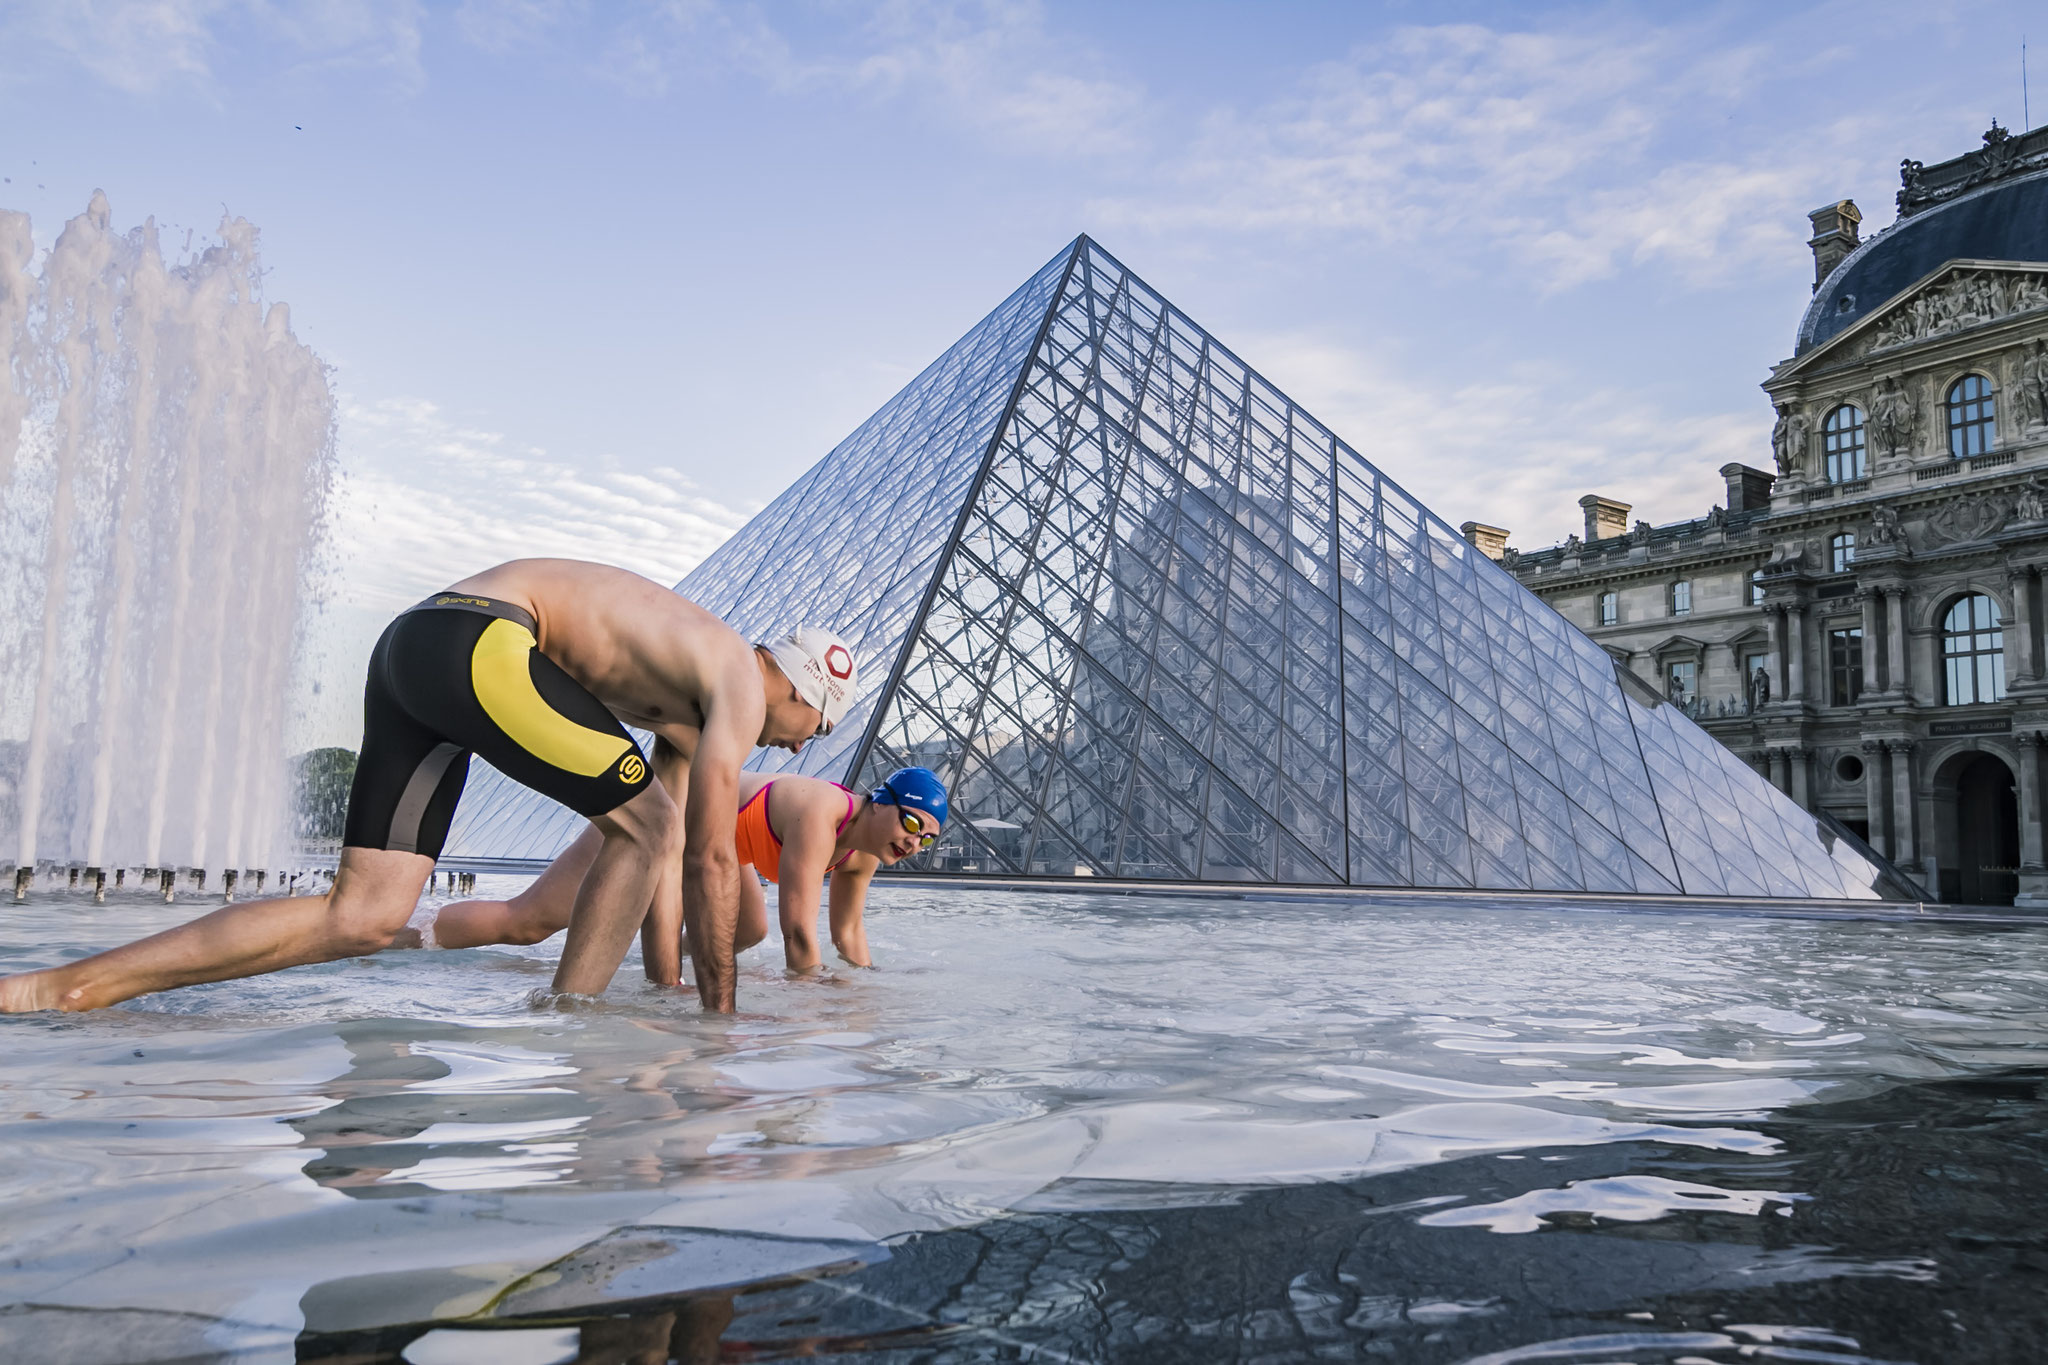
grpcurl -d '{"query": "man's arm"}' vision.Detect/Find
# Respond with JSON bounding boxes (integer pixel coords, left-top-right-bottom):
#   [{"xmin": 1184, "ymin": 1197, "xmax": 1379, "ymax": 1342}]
[
  {"xmin": 680, "ymin": 660, "xmax": 761, "ymax": 1012},
  {"xmin": 639, "ymin": 736, "xmax": 689, "ymax": 985},
  {"xmin": 774, "ymin": 815, "xmax": 838, "ymax": 974},
  {"xmin": 828, "ymin": 859, "xmax": 875, "ymax": 968}
]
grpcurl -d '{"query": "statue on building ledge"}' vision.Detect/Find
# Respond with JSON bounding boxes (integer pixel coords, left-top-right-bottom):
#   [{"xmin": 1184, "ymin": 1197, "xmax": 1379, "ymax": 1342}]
[
  {"xmin": 1749, "ymin": 665, "xmax": 1771, "ymax": 714},
  {"xmin": 2015, "ymin": 475, "xmax": 2048, "ymax": 524},
  {"xmin": 2021, "ymin": 338, "xmax": 2048, "ymax": 432},
  {"xmin": 1867, "ymin": 504, "xmax": 1908, "ymax": 550},
  {"xmin": 1770, "ymin": 405, "xmax": 1809, "ymax": 478},
  {"xmin": 1870, "ymin": 377, "xmax": 1915, "ymax": 463}
]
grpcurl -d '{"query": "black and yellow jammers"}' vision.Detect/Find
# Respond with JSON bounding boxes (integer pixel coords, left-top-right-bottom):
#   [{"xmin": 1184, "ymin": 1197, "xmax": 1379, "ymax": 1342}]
[{"xmin": 343, "ymin": 595, "xmax": 651, "ymax": 859}]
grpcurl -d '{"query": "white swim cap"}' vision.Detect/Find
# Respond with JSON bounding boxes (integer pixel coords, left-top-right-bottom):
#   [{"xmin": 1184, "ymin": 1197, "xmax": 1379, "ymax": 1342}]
[{"xmin": 760, "ymin": 626, "xmax": 858, "ymax": 734}]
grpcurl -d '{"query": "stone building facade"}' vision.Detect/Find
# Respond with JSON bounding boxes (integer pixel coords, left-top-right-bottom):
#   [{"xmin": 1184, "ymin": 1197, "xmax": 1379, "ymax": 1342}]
[{"xmin": 1496, "ymin": 124, "xmax": 2048, "ymax": 906}]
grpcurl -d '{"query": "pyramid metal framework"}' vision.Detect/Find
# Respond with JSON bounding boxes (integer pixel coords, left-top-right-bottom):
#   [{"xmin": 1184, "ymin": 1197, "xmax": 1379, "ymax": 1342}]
[{"xmin": 444, "ymin": 237, "xmax": 1910, "ymax": 900}]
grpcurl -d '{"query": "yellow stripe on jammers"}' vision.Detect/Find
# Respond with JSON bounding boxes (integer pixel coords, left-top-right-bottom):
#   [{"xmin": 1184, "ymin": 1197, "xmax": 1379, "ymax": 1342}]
[{"xmin": 470, "ymin": 618, "xmax": 633, "ymax": 777}]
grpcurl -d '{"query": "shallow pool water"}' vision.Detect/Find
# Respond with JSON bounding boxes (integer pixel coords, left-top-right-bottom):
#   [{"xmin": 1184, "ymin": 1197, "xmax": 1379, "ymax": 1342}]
[{"xmin": 1, "ymin": 883, "xmax": 2044, "ymax": 1363}]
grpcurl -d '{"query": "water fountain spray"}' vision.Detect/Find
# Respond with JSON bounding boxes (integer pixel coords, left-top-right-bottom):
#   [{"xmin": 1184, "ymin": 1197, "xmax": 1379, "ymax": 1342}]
[{"xmin": 0, "ymin": 194, "xmax": 335, "ymax": 892}]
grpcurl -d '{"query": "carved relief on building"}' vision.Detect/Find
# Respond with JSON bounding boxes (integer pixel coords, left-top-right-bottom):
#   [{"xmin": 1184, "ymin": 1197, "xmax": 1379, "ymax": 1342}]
[
  {"xmin": 1918, "ymin": 491, "xmax": 2013, "ymax": 548},
  {"xmin": 1864, "ymin": 268, "xmax": 2048, "ymax": 353}
]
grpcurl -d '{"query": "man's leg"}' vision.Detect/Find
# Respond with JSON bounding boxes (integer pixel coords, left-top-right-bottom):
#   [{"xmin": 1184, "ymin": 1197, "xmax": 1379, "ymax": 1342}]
[
  {"xmin": 426, "ymin": 826, "xmax": 602, "ymax": 949},
  {"xmin": 551, "ymin": 781, "xmax": 679, "ymax": 996},
  {"xmin": 0, "ymin": 847, "xmax": 432, "ymax": 1013}
]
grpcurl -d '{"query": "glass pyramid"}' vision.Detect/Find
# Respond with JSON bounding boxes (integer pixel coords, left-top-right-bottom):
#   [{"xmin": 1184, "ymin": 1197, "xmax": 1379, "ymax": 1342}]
[{"xmin": 444, "ymin": 238, "xmax": 1912, "ymax": 901}]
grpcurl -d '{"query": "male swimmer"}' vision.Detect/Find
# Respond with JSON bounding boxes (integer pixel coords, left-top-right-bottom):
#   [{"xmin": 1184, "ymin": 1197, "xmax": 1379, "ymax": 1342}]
[
  {"xmin": 405, "ymin": 767, "xmax": 948, "ymax": 974},
  {"xmin": 0, "ymin": 559, "xmax": 858, "ymax": 1015}
]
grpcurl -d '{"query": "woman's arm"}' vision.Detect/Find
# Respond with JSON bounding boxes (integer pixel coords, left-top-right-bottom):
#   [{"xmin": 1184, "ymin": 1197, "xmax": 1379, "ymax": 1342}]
[
  {"xmin": 774, "ymin": 814, "xmax": 837, "ymax": 974},
  {"xmin": 828, "ymin": 857, "xmax": 876, "ymax": 967}
]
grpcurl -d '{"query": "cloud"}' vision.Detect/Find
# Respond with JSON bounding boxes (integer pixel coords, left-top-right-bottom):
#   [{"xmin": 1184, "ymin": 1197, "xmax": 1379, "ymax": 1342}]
[
  {"xmin": 842, "ymin": 0, "xmax": 1143, "ymax": 151},
  {"xmin": 1092, "ymin": 18, "xmax": 1872, "ymax": 291},
  {"xmin": 328, "ymin": 395, "xmax": 749, "ymax": 616},
  {"xmin": 453, "ymin": 0, "xmax": 585, "ymax": 55},
  {"xmin": 583, "ymin": 0, "xmax": 1143, "ymax": 153},
  {"xmin": 1243, "ymin": 331, "xmax": 1756, "ymax": 550},
  {"xmin": 0, "ymin": 0, "xmax": 426, "ymax": 96}
]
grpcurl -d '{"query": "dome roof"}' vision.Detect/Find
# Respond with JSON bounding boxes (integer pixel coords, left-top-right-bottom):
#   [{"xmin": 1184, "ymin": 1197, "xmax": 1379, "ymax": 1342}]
[{"xmin": 1798, "ymin": 163, "xmax": 2048, "ymax": 355}]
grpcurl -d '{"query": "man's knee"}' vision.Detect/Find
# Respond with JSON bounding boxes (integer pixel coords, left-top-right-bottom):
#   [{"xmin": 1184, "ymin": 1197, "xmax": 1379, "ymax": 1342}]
[
  {"xmin": 504, "ymin": 907, "xmax": 558, "ymax": 946},
  {"xmin": 331, "ymin": 910, "xmax": 402, "ymax": 957},
  {"xmin": 326, "ymin": 891, "xmax": 416, "ymax": 956}
]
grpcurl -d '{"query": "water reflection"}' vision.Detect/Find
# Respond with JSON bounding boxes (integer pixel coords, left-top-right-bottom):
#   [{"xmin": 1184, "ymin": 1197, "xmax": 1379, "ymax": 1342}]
[
  {"xmin": 0, "ymin": 885, "xmax": 2044, "ymax": 1361},
  {"xmin": 281, "ymin": 1068, "xmax": 2046, "ymax": 1363}
]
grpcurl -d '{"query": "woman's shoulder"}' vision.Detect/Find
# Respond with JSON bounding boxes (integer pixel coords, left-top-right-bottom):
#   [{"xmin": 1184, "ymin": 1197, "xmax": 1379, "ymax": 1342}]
[{"xmin": 774, "ymin": 774, "xmax": 855, "ymax": 824}]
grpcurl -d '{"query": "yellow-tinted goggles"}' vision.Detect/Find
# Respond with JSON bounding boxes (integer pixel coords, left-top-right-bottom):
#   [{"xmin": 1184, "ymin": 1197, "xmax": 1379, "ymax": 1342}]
[{"xmin": 897, "ymin": 808, "xmax": 938, "ymax": 849}]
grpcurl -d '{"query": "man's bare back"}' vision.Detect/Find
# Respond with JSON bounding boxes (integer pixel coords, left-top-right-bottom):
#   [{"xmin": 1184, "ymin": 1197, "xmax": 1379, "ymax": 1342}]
[{"xmin": 450, "ymin": 560, "xmax": 740, "ymax": 742}]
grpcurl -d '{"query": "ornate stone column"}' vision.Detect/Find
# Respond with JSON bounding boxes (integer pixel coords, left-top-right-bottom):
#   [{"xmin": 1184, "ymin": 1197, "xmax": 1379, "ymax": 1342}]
[
  {"xmin": 1884, "ymin": 587, "xmax": 1909, "ymax": 697},
  {"xmin": 1887, "ymin": 739, "xmax": 1917, "ymax": 867},
  {"xmin": 1785, "ymin": 604, "xmax": 1807, "ymax": 702},
  {"xmin": 2009, "ymin": 569, "xmax": 2039, "ymax": 684},
  {"xmin": 2017, "ymin": 732, "xmax": 2047, "ymax": 905},
  {"xmin": 1859, "ymin": 591, "xmax": 1880, "ymax": 700},
  {"xmin": 1862, "ymin": 739, "xmax": 1889, "ymax": 858},
  {"xmin": 1789, "ymin": 745, "xmax": 1811, "ymax": 810},
  {"xmin": 1763, "ymin": 608, "xmax": 1784, "ymax": 701},
  {"xmin": 1768, "ymin": 747, "xmax": 1789, "ymax": 795}
]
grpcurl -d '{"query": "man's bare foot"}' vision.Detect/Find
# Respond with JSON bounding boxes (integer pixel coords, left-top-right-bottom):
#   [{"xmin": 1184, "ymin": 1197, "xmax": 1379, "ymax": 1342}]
[
  {"xmin": 388, "ymin": 927, "xmax": 423, "ymax": 950},
  {"xmin": 0, "ymin": 969, "xmax": 67, "ymax": 1013}
]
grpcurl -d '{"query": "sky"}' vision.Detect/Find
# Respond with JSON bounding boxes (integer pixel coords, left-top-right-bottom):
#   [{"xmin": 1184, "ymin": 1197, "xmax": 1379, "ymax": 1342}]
[{"xmin": 1, "ymin": 0, "xmax": 2036, "ymax": 747}]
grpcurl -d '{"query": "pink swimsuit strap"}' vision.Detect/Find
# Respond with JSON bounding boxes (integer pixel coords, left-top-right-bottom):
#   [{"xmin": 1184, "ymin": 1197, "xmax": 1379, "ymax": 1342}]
[{"xmin": 825, "ymin": 784, "xmax": 858, "ymax": 872}]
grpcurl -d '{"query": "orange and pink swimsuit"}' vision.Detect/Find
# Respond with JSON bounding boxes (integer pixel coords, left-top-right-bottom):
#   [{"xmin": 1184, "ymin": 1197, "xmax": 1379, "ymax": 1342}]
[{"xmin": 734, "ymin": 781, "xmax": 858, "ymax": 884}]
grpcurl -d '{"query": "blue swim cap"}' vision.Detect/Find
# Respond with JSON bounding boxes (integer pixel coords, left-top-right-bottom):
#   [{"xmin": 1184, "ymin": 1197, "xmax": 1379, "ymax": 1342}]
[{"xmin": 871, "ymin": 766, "xmax": 948, "ymax": 826}]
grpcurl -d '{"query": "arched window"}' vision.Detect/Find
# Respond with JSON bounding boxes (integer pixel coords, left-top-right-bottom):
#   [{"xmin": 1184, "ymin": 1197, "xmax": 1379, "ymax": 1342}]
[
  {"xmin": 1942, "ymin": 594, "xmax": 2005, "ymax": 705},
  {"xmin": 1823, "ymin": 404, "xmax": 1866, "ymax": 482},
  {"xmin": 1947, "ymin": 375, "xmax": 1996, "ymax": 457},
  {"xmin": 1830, "ymin": 532, "xmax": 1855, "ymax": 573}
]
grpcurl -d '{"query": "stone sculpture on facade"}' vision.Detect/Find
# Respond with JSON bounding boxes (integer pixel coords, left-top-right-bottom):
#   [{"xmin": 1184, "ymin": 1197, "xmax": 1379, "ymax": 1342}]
[
  {"xmin": 1770, "ymin": 406, "xmax": 1809, "ymax": 477},
  {"xmin": 1748, "ymin": 664, "xmax": 1770, "ymax": 714},
  {"xmin": 2015, "ymin": 475, "xmax": 2047, "ymax": 523},
  {"xmin": 2021, "ymin": 338, "xmax": 2048, "ymax": 431},
  {"xmin": 1870, "ymin": 377, "xmax": 1915, "ymax": 462},
  {"xmin": 1867, "ymin": 504, "xmax": 1906, "ymax": 548}
]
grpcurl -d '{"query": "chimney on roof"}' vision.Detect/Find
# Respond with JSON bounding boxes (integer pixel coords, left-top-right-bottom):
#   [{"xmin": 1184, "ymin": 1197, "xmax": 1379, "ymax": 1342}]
[
  {"xmin": 1459, "ymin": 521, "xmax": 1509, "ymax": 560},
  {"xmin": 1719, "ymin": 462, "xmax": 1776, "ymax": 513},
  {"xmin": 1579, "ymin": 495, "xmax": 1631, "ymax": 543},
  {"xmin": 1807, "ymin": 200, "xmax": 1861, "ymax": 291}
]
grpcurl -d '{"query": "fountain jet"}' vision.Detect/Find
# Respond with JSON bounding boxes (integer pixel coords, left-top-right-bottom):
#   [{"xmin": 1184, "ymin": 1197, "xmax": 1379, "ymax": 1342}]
[{"xmin": 0, "ymin": 194, "xmax": 335, "ymax": 891}]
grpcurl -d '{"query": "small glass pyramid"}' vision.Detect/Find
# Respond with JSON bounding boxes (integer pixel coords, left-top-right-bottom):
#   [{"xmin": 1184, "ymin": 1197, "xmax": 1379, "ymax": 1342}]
[{"xmin": 444, "ymin": 238, "xmax": 1911, "ymax": 901}]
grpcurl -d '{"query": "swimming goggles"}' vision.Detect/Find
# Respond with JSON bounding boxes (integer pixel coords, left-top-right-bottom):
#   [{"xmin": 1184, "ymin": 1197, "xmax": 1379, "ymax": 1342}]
[{"xmin": 882, "ymin": 783, "xmax": 940, "ymax": 848}]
